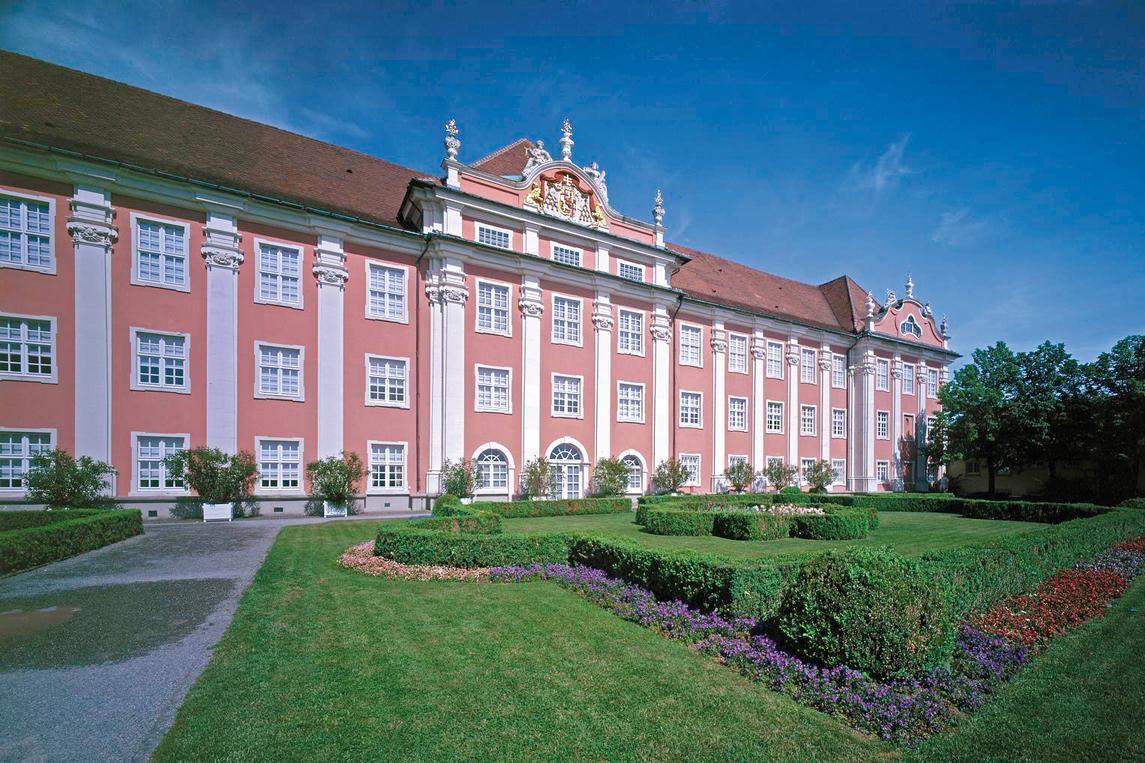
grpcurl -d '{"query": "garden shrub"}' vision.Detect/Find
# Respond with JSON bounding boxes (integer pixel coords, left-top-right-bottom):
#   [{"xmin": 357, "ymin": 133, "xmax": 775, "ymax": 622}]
[
  {"xmin": 430, "ymin": 494, "xmax": 470, "ymax": 517},
  {"xmin": 778, "ymin": 486, "xmax": 802, "ymax": 497},
  {"xmin": 790, "ymin": 510, "xmax": 869, "ymax": 540},
  {"xmin": 471, "ymin": 496, "xmax": 629, "ymax": 519},
  {"xmin": 1118, "ymin": 497, "xmax": 1145, "ymax": 510},
  {"xmin": 164, "ymin": 447, "xmax": 258, "ymax": 509},
  {"xmin": 775, "ymin": 547, "xmax": 953, "ymax": 679},
  {"xmin": 24, "ymin": 449, "xmax": 116, "ymax": 509},
  {"xmin": 416, "ymin": 512, "xmax": 502, "ymax": 534},
  {"xmin": 440, "ymin": 458, "xmax": 477, "ymax": 498},
  {"xmin": 591, "ymin": 458, "xmax": 631, "ymax": 497},
  {"xmin": 0, "ymin": 510, "xmax": 143, "ymax": 575},
  {"xmin": 652, "ymin": 458, "xmax": 689, "ymax": 494},
  {"xmin": 518, "ymin": 457, "xmax": 552, "ymax": 499},
  {"xmin": 373, "ymin": 525, "xmax": 567, "ymax": 567},
  {"xmin": 643, "ymin": 509, "xmax": 716, "ymax": 536},
  {"xmin": 306, "ymin": 452, "xmax": 366, "ymax": 513},
  {"xmin": 712, "ymin": 512, "xmax": 792, "ymax": 541},
  {"xmin": 0, "ymin": 510, "xmax": 88, "ymax": 532}
]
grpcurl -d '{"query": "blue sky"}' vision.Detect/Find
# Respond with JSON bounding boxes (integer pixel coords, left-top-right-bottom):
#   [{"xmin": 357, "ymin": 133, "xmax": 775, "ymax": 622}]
[{"xmin": 3, "ymin": 0, "xmax": 1143, "ymax": 361}]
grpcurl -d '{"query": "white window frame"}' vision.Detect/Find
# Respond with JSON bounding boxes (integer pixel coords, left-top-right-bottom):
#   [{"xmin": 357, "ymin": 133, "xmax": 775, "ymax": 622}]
[
  {"xmin": 831, "ymin": 354, "xmax": 846, "ymax": 388},
  {"xmin": 903, "ymin": 363, "xmax": 916, "ymax": 395},
  {"xmin": 831, "ymin": 459, "xmax": 846, "ymax": 485},
  {"xmin": 255, "ymin": 437, "xmax": 304, "ymax": 494},
  {"xmin": 129, "ymin": 327, "xmax": 191, "ymax": 394},
  {"xmin": 927, "ymin": 368, "xmax": 939, "ymax": 398},
  {"xmin": 618, "ymin": 450, "xmax": 647, "ymax": 494},
  {"xmin": 474, "ymin": 364, "xmax": 513, "ymax": 414},
  {"xmin": 680, "ymin": 453, "xmax": 701, "ymax": 487},
  {"xmin": 0, "ymin": 189, "xmax": 55, "ymax": 274},
  {"xmin": 678, "ymin": 323, "xmax": 704, "ymax": 367},
  {"xmin": 800, "ymin": 457, "xmax": 816, "ymax": 483},
  {"xmin": 364, "ymin": 354, "xmax": 409, "ymax": 408},
  {"xmin": 253, "ymin": 238, "xmax": 304, "ymax": 309},
  {"xmin": 551, "ymin": 294, "xmax": 583, "ymax": 347},
  {"xmin": 876, "ymin": 460, "xmax": 890, "ymax": 484},
  {"xmin": 831, "ymin": 408, "xmax": 847, "ymax": 439},
  {"xmin": 616, "ymin": 308, "xmax": 645, "ymax": 356},
  {"xmin": 364, "ymin": 261, "xmax": 409, "ymax": 323},
  {"xmin": 800, "ymin": 348, "xmax": 817, "ymax": 384},
  {"xmin": 616, "ymin": 380, "xmax": 645, "ymax": 423},
  {"xmin": 616, "ymin": 259, "xmax": 645, "ymax": 283},
  {"xmin": 0, "ymin": 312, "xmax": 58, "ymax": 384},
  {"xmin": 727, "ymin": 333, "xmax": 749, "ymax": 374},
  {"xmin": 728, "ymin": 396, "xmax": 748, "ymax": 432},
  {"xmin": 876, "ymin": 358, "xmax": 890, "ymax": 391},
  {"xmin": 766, "ymin": 400, "xmax": 785, "ymax": 433},
  {"xmin": 254, "ymin": 341, "xmax": 305, "ymax": 401},
  {"xmin": 551, "ymin": 373, "xmax": 584, "ymax": 419},
  {"xmin": 368, "ymin": 440, "xmax": 407, "ymax": 493},
  {"xmin": 472, "ymin": 443, "xmax": 514, "ymax": 495},
  {"xmin": 130, "ymin": 212, "xmax": 190, "ymax": 292},
  {"xmin": 551, "ymin": 243, "xmax": 582, "ymax": 267},
  {"xmin": 876, "ymin": 410, "xmax": 890, "ymax": 440},
  {"xmin": 476, "ymin": 222, "xmax": 513, "ymax": 250},
  {"xmin": 800, "ymin": 404, "xmax": 817, "ymax": 436},
  {"xmin": 0, "ymin": 427, "xmax": 55, "ymax": 493},
  {"xmin": 131, "ymin": 431, "xmax": 190, "ymax": 495},
  {"xmin": 766, "ymin": 340, "xmax": 784, "ymax": 379},
  {"xmin": 679, "ymin": 390, "xmax": 703, "ymax": 428},
  {"xmin": 475, "ymin": 278, "xmax": 513, "ymax": 337}
]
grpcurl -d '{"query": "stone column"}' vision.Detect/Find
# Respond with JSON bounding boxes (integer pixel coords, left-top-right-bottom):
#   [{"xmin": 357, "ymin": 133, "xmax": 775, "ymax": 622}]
[
  {"xmin": 786, "ymin": 337, "xmax": 800, "ymax": 476},
  {"xmin": 819, "ymin": 344, "xmax": 832, "ymax": 465},
  {"xmin": 862, "ymin": 350, "xmax": 877, "ymax": 491},
  {"xmin": 847, "ymin": 364, "xmax": 857, "ymax": 491},
  {"xmin": 917, "ymin": 360, "xmax": 929, "ymax": 491},
  {"xmin": 201, "ymin": 211, "xmax": 243, "ymax": 453},
  {"xmin": 891, "ymin": 354, "xmax": 903, "ymax": 491},
  {"xmin": 520, "ymin": 276, "xmax": 544, "ymax": 468},
  {"xmin": 650, "ymin": 304, "xmax": 672, "ymax": 470},
  {"xmin": 314, "ymin": 234, "xmax": 348, "ymax": 458},
  {"xmin": 425, "ymin": 259, "xmax": 468, "ymax": 493},
  {"xmin": 711, "ymin": 322, "xmax": 727, "ymax": 490},
  {"xmin": 592, "ymin": 293, "xmax": 614, "ymax": 463},
  {"xmin": 750, "ymin": 333, "xmax": 766, "ymax": 478}
]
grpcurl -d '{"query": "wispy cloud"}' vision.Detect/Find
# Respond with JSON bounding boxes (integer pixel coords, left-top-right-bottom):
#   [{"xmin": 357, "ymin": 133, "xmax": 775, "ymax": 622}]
[
  {"xmin": 849, "ymin": 135, "xmax": 914, "ymax": 191},
  {"xmin": 931, "ymin": 208, "xmax": 987, "ymax": 246}
]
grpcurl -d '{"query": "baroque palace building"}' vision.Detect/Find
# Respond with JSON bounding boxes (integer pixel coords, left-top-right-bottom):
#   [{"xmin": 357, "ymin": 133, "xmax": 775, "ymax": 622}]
[{"xmin": 0, "ymin": 52, "xmax": 955, "ymax": 515}]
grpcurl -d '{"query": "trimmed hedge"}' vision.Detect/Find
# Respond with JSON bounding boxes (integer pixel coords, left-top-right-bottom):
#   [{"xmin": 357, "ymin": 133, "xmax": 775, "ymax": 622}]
[
  {"xmin": 0, "ymin": 510, "xmax": 143, "ymax": 575},
  {"xmin": 373, "ymin": 525, "xmax": 568, "ymax": 568},
  {"xmin": 642, "ymin": 506, "xmax": 869, "ymax": 541},
  {"xmin": 473, "ymin": 496, "xmax": 631, "ymax": 519},
  {"xmin": 0, "ymin": 509, "xmax": 97, "ymax": 532},
  {"xmin": 792, "ymin": 510, "xmax": 870, "ymax": 540},
  {"xmin": 417, "ymin": 512, "xmax": 502, "ymax": 534},
  {"xmin": 643, "ymin": 509, "xmax": 716, "ymax": 536},
  {"xmin": 713, "ymin": 512, "xmax": 793, "ymax": 541}
]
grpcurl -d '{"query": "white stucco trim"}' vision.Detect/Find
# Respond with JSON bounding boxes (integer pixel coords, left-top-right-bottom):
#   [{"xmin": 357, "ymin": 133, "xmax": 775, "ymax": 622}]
[
  {"xmin": 251, "ymin": 236, "xmax": 306, "ymax": 310},
  {"xmin": 128, "ymin": 211, "xmax": 192, "ymax": 293},
  {"xmin": 0, "ymin": 311, "xmax": 59, "ymax": 384},
  {"xmin": 0, "ymin": 427, "xmax": 56, "ymax": 495},
  {"xmin": 203, "ymin": 209, "xmax": 239, "ymax": 453},
  {"xmin": 252, "ymin": 340, "xmax": 306, "ymax": 402},
  {"xmin": 363, "ymin": 259, "xmax": 410, "ymax": 324},
  {"xmin": 0, "ymin": 187, "xmax": 57, "ymax": 275},
  {"xmin": 616, "ymin": 449, "xmax": 647, "ymax": 494},
  {"xmin": 678, "ymin": 389, "xmax": 704, "ymax": 429},
  {"xmin": 615, "ymin": 379, "xmax": 646, "ymax": 424},
  {"xmin": 366, "ymin": 439, "xmax": 409, "ymax": 495},
  {"xmin": 474, "ymin": 363, "xmax": 514, "ymax": 415},
  {"xmin": 473, "ymin": 276, "xmax": 514, "ymax": 338},
  {"xmin": 364, "ymin": 353, "xmax": 411, "ymax": 409},
  {"xmin": 128, "ymin": 326, "xmax": 192, "ymax": 395},
  {"xmin": 129, "ymin": 430, "xmax": 192, "ymax": 497},
  {"xmin": 253, "ymin": 436, "xmax": 306, "ymax": 496}
]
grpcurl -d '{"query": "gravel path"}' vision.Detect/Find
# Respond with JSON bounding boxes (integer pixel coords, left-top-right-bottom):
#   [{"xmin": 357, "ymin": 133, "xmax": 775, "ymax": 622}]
[{"xmin": 0, "ymin": 515, "xmax": 410, "ymax": 762}]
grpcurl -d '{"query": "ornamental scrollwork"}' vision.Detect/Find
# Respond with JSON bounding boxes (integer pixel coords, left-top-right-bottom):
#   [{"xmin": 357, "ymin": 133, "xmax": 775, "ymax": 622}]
[
  {"xmin": 786, "ymin": 352, "xmax": 801, "ymax": 366},
  {"xmin": 750, "ymin": 344, "xmax": 767, "ymax": 361},
  {"xmin": 67, "ymin": 221, "xmax": 118, "ymax": 246},
  {"xmin": 592, "ymin": 314, "xmax": 615, "ymax": 331},
  {"xmin": 313, "ymin": 264, "xmax": 349, "ymax": 287},
  {"xmin": 519, "ymin": 299, "xmax": 544, "ymax": 318},
  {"xmin": 201, "ymin": 247, "xmax": 243, "ymax": 270},
  {"xmin": 710, "ymin": 338, "xmax": 728, "ymax": 354},
  {"xmin": 440, "ymin": 285, "xmax": 469, "ymax": 304},
  {"xmin": 649, "ymin": 325, "xmax": 672, "ymax": 343}
]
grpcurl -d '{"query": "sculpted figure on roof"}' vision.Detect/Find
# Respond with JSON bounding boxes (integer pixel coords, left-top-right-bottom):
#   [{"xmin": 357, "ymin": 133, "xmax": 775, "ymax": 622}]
[{"xmin": 523, "ymin": 140, "xmax": 553, "ymax": 174}]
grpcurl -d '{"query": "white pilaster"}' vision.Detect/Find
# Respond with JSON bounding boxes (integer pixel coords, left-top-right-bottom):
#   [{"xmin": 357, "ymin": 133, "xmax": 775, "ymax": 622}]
[
  {"xmin": 917, "ymin": 360, "xmax": 929, "ymax": 490},
  {"xmin": 786, "ymin": 337, "xmax": 800, "ymax": 472},
  {"xmin": 524, "ymin": 225, "xmax": 539, "ymax": 256},
  {"xmin": 819, "ymin": 344, "xmax": 832, "ymax": 464},
  {"xmin": 592, "ymin": 293, "xmax": 614, "ymax": 463},
  {"xmin": 201, "ymin": 211, "xmax": 243, "ymax": 453},
  {"xmin": 520, "ymin": 276, "xmax": 544, "ymax": 467},
  {"xmin": 750, "ymin": 332, "xmax": 766, "ymax": 473},
  {"xmin": 68, "ymin": 185, "xmax": 116, "ymax": 480},
  {"xmin": 891, "ymin": 354, "xmax": 903, "ymax": 491},
  {"xmin": 314, "ymin": 234, "xmax": 348, "ymax": 458},
  {"xmin": 444, "ymin": 203, "xmax": 463, "ymax": 237},
  {"xmin": 651, "ymin": 304, "xmax": 672, "ymax": 469},
  {"xmin": 847, "ymin": 365, "xmax": 857, "ymax": 491},
  {"xmin": 863, "ymin": 350, "xmax": 877, "ymax": 491},
  {"xmin": 426, "ymin": 259, "xmax": 469, "ymax": 493},
  {"xmin": 711, "ymin": 322, "xmax": 727, "ymax": 488},
  {"xmin": 595, "ymin": 243, "xmax": 610, "ymax": 274}
]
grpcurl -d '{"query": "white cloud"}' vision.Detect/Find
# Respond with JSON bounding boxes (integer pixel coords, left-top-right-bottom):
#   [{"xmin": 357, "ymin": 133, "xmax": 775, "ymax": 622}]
[
  {"xmin": 850, "ymin": 135, "xmax": 914, "ymax": 192},
  {"xmin": 931, "ymin": 208, "xmax": 987, "ymax": 246}
]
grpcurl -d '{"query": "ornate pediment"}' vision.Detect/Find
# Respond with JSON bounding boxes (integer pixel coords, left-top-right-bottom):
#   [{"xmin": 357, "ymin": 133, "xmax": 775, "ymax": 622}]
[{"xmin": 524, "ymin": 172, "xmax": 608, "ymax": 231}]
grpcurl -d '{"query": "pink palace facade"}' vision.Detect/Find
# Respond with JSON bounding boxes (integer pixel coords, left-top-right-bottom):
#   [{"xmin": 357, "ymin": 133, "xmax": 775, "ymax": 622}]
[{"xmin": 0, "ymin": 53, "xmax": 955, "ymax": 516}]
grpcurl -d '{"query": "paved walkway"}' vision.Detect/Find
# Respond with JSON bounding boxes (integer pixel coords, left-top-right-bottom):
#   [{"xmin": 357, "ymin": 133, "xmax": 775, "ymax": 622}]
[{"xmin": 0, "ymin": 514, "xmax": 415, "ymax": 762}]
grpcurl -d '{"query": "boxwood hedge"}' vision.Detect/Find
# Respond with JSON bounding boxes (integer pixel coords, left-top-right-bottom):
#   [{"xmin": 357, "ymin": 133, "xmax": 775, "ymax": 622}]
[
  {"xmin": 472, "ymin": 496, "xmax": 631, "ymax": 519},
  {"xmin": 373, "ymin": 525, "xmax": 568, "ymax": 567},
  {"xmin": 0, "ymin": 509, "xmax": 143, "ymax": 575}
]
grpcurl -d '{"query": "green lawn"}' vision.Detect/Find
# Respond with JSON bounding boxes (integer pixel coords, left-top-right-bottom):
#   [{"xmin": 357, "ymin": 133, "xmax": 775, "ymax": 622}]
[
  {"xmin": 501, "ymin": 511, "xmax": 1043, "ymax": 560},
  {"xmin": 155, "ymin": 520, "xmax": 887, "ymax": 762},
  {"xmin": 910, "ymin": 574, "xmax": 1145, "ymax": 762}
]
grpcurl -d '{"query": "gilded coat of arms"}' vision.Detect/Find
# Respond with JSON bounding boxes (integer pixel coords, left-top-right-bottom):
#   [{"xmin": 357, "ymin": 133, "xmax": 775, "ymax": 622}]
[{"xmin": 524, "ymin": 173, "xmax": 608, "ymax": 230}]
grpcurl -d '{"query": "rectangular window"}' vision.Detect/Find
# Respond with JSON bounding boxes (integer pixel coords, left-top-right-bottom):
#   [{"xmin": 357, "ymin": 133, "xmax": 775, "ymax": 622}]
[
  {"xmin": 765, "ymin": 456, "xmax": 785, "ymax": 484},
  {"xmin": 476, "ymin": 282, "xmax": 511, "ymax": 335},
  {"xmin": 876, "ymin": 358, "xmax": 889, "ymax": 391},
  {"xmin": 552, "ymin": 296, "xmax": 581, "ymax": 345},
  {"xmin": 728, "ymin": 334, "xmax": 748, "ymax": 373},
  {"xmin": 966, "ymin": 461, "xmax": 981, "ymax": 476},
  {"xmin": 766, "ymin": 341, "xmax": 784, "ymax": 378},
  {"xmin": 135, "ymin": 219, "xmax": 187, "ymax": 289},
  {"xmin": 617, "ymin": 260, "xmax": 644, "ymax": 282},
  {"xmin": 476, "ymin": 365, "xmax": 510, "ymax": 413},
  {"xmin": 877, "ymin": 410, "xmax": 890, "ymax": 439},
  {"xmin": 136, "ymin": 435, "xmax": 185, "ymax": 491},
  {"xmin": 904, "ymin": 413, "xmax": 916, "ymax": 439},
  {"xmin": 366, "ymin": 356, "xmax": 407, "ymax": 407},
  {"xmin": 766, "ymin": 401, "xmax": 784, "ymax": 433},
  {"xmin": 903, "ymin": 364, "xmax": 916, "ymax": 395},
  {"xmin": 258, "ymin": 439, "xmax": 301, "ymax": 491},
  {"xmin": 800, "ymin": 458, "xmax": 815, "ymax": 483},
  {"xmin": 617, "ymin": 382, "xmax": 644, "ymax": 422},
  {"xmin": 831, "ymin": 459, "xmax": 846, "ymax": 485},
  {"xmin": 257, "ymin": 344, "xmax": 302, "ymax": 400},
  {"xmin": 0, "ymin": 431, "xmax": 52, "ymax": 489},
  {"xmin": 728, "ymin": 396, "xmax": 748, "ymax": 431},
  {"xmin": 800, "ymin": 404, "xmax": 816, "ymax": 436},
  {"xmin": 876, "ymin": 460, "xmax": 890, "ymax": 483},
  {"xmin": 617, "ymin": 309, "xmax": 643, "ymax": 355},
  {"xmin": 800, "ymin": 348, "xmax": 817, "ymax": 384},
  {"xmin": 552, "ymin": 374, "xmax": 582, "ymax": 417},
  {"xmin": 256, "ymin": 242, "xmax": 301, "ymax": 306},
  {"xmin": 832, "ymin": 354, "xmax": 846, "ymax": 388},
  {"xmin": 366, "ymin": 263, "xmax": 406, "ymax": 321},
  {"xmin": 679, "ymin": 391, "xmax": 702, "ymax": 427},
  {"xmin": 134, "ymin": 331, "xmax": 187, "ymax": 392},
  {"xmin": 552, "ymin": 244, "xmax": 581, "ymax": 267},
  {"xmin": 679, "ymin": 325, "xmax": 702, "ymax": 366},
  {"xmin": 927, "ymin": 369, "xmax": 939, "ymax": 398},
  {"xmin": 831, "ymin": 408, "xmax": 847, "ymax": 438},
  {"xmin": 369, "ymin": 442, "xmax": 406, "ymax": 490},
  {"xmin": 477, "ymin": 224, "xmax": 511, "ymax": 250},
  {"xmin": 0, "ymin": 194, "xmax": 52, "ymax": 271},
  {"xmin": 927, "ymin": 416, "xmax": 937, "ymax": 437},
  {"xmin": 0, "ymin": 316, "xmax": 54, "ymax": 380},
  {"xmin": 680, "ymin": 454, "xmax": 701, "ymax": 486}
]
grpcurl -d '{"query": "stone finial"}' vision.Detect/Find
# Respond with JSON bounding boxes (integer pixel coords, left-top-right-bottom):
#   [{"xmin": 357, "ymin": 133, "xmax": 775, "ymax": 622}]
[
  {"xmin": 653, "ymin": 189, "xmax": 665, "ymax": 225},
  {"xmin": 560, "ymin": 118, "xmax": 574, "ymax": 161},
  {"xmin": 444, "ymin": 119, "xmax": 460, "ymax": 161},
  {"xmin": 905, "ymin": 273, "xmax": 914, "ymax": 299},
  {"xmin": 866, "ymin": 291, "xmax": 875, "ymax": 317},
  {"xmin": 940, "ymin": 315, "xmax": 949, "ymax": 338},
  {"xmin": 886, "ymin": 288, "xmax": 897, "ymax": 305}
]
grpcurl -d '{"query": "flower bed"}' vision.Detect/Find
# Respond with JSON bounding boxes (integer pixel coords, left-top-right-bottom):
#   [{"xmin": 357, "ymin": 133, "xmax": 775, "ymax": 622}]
[{"xmin": 340, "ymin": 541, "xmax": 489, "ymax": 581}]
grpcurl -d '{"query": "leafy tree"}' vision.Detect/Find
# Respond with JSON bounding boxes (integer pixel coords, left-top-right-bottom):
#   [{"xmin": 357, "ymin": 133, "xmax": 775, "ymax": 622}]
[
  {"xmin": 592, "ymin": 458, "xmax": 630, "ymax": 497},
  {"xmin": 652, "ymin": 458, "xmax": 689, "ymax": 494},
  {"xmin": 25, "ymin": 449, "xmax": 116, "ymax": 509},
  {"xmin": 440, "ymin": 458, "xmax": 477, "ymax": 499},
  {"xmin": 165, "ymin": 447, "xmax": 258, "ymax": 509},
  {"xmin": 804, "ymin": 459, "xmax": 835, "ymax": 493},
  {"xmin": 519, "ymin": 457, "xmax": 552, "ymax": 499},
  {"xmin": 1016, "ymin": 342, "xmax": 1086, "ymax": 479},
  {"xmin": 763, "ymin": 460, "xmax": 799, "ymax": 491},
  {"xmin": 725, "ymin": 460, "xmax": 755, "ymax": 493},
  {"xmin": 306, "ymin": 451, "xmax": 365, "ymax": 506},
  {"xmin": 1087, "ymin": 335, "xmax": 1145, "ymax": 499}
]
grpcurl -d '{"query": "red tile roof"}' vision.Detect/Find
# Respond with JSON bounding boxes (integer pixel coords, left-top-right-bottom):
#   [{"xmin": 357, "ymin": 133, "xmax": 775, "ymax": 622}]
[{"xmin": 1, "ymin": 52, "xmax": 871, "ymax": 335}]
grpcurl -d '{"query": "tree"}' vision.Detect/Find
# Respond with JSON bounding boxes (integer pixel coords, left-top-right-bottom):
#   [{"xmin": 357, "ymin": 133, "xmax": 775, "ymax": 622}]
[
  {"xmin": 1015, "ymin": 342, "xmax": 1085, "ymax": 479},
  {"xmin": 306, "ymin": 452, "xmax": 366, "ymax": 508},
  {"xmin": 652, "ymin": 459, "xmax": 689, "ymax": 494},
  {"xmin": 804, "ymin": 459, "xmax": 835, "ymax": 493},
  {"xmin": 763, "ymin": 460, "xmax": 798, "ymax": 492},
  {"xmin": 592, "ymin": 458, "xmax": 630, "ymax": 497},
  {"xmin": 519, "ymin": 457, "xmax": 552, "ymax": 499},
  {"xmin": 165, "ymin": 447, "xmax": 258, "ymax": 507},
  {"xmin": 440, "ymin": 458, "xmax": 477, "ymax": 498},
  {"xmin": 1087, "ymin": 335, "xmax": 1145, "ymax": 499},
  {"xmin": 25, "ymin": 449, "xmax": 116, "ymax": 509},
  {"xmin": 725, "ymin": 460, "xmax": 755, "ymax": 492}
]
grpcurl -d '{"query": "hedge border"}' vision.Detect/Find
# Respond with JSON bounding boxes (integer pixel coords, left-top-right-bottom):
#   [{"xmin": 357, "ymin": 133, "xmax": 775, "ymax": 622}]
[{"xmin": 0, "ymin": 510, "xmax": 144, "ymax": 575}]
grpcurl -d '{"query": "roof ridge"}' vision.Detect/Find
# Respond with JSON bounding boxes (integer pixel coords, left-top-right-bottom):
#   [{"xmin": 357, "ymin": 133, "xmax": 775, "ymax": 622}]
[
  {"xmin": 473, "ymin": 137, "xmax": 531, "ymax": 168},
  {"xmin": 669, "ymin": 241, "xmax": 835, "ymax": 294}
]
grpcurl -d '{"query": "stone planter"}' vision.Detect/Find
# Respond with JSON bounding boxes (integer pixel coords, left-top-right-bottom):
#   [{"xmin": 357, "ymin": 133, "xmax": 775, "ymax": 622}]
[
  {"xmin": 202, "ymin": 502, "xmax": 233, "ymax": 522},
  {"xmin": 323, "ymin": 501, "xmax": 349, "ymax": 518}
]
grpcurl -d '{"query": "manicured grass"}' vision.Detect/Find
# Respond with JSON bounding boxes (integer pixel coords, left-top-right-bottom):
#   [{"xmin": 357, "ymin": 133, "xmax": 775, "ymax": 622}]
[
  {"xmin": 910, "ymin": 574, "xmax": 1145, "ymax": 762},
  {"xmin": 501, "ymin": 511, "xmax": 1043, "ymax": 560},
  {"xmin": 154, "ymin": 520, "xmax": 886, "ymax": 762}
]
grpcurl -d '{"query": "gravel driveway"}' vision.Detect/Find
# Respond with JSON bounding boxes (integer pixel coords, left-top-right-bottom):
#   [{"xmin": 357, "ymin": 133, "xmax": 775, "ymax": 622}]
[{"xmin": 0, "ymin": 516, "xmax": 404, "ymax": 762}]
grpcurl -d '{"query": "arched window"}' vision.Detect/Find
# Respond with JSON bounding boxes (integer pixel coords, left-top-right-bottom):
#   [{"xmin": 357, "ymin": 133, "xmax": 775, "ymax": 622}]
[
  {"xmin": 548, "ymin": 442, "xmax": 584, "ymax": 499},
  {"xmin": 620, "ymin": 454, "xmax": 644, "ymax": 493},
  {"xmin": 900, "ymin": 315, "xmax": 922, "ymax": 338},
  {"xmin": 475, "ymin": 448, "xmax": 509, "ymax": 490}
]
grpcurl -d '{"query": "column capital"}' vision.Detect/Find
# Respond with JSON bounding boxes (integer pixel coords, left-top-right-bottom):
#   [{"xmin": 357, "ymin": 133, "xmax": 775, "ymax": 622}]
[
  {"xmin": 313, "ymin": 234, "xmax": 348, "ymax": 289},
  {"xmin": 650, "ymin": 314, "xmax": 672, "ymax": 343},
  {"xmin": 425, "ymin": 270, "xmax": 469, "ymax": 305},
  {"xmin": 201, "ymin": 218, "xmax": 243, "ymax": 271},
  {"xmin": 710, "ymin": 327, "xmax": 728, "ymax": 354},
  {"xmin": 68, "ymin": 188, "xmax": 118, "ymax": 247}
]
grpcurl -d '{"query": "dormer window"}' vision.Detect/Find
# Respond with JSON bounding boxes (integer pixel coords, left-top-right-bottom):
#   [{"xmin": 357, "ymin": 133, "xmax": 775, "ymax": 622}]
[
  {"xmin": 900, "ymin": 315, "xmax": 923, "ymax": 338},
  {"xmin": 617, "ymin": 260, "xmax": 644, "ymax": 283}
]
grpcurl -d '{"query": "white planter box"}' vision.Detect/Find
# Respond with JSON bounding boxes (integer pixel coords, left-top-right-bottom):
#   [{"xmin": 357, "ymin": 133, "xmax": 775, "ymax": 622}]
[
  {"xmin": 323, "ymin": 501, "xmax": 349, "ymax": 518},
  {"xmin": 202, "ymin": 502, "xmax": 233, "ymax": 522},
  {"xmin": 460, "ymin": 497, "xmax": 474, "ymax": 505}
]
